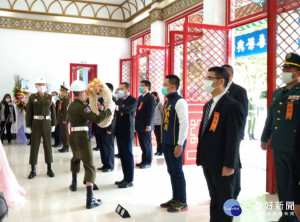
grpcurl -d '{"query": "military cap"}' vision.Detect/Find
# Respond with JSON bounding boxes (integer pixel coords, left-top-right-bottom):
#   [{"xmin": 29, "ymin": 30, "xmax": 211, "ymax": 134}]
[
  {"xmin": 284, "ymin": 52, "xmax": 300, "ymax": 68},
  {"xmin": 60, "ymin": 82, "xmax": 69, "ymax": 91}
]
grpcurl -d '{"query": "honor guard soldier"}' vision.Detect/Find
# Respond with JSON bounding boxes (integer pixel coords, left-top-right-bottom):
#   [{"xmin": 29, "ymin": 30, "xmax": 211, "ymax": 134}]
[
  {"xmin": 261, "ymin": 52, "xmax": 300, "ymax": 222},
  {"xmin": 26, "ymin": 76, "xmax": 56, "ymax": 179},
  {"xmin": 57, "ymin": 84, "xmax": 70, "ymax": 153},
  {"xmin": 68, "ymin": 80, "xmax": 114, "ymax": 209}
]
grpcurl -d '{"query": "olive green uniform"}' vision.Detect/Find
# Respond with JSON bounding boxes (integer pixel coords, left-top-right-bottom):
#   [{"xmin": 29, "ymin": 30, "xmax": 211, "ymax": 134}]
[
  {"xmin": 68, "ymin": 99, "xmax": 111, "ymax": 183},
  {"xmin": 57, "ymin": 96, "xmax": 70, "ymax": 149},
  {"xmin": 25, "ymin": 93, "xmax": 56, "ymax": 165},
  {"xmin": 261, "ymin": 83, "xmax": 300, "ymax": 219}
]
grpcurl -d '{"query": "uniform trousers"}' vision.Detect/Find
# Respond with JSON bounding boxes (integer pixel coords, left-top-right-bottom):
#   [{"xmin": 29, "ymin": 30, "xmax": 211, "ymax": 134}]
[
  {"xmin": 69, "ymin": 131, "xmax": 96, "ymax": 183},
  {"xmin": 59, "ymin": 123, "xmax": 69, "ymax": 149},
  {"xmin": 30, "ymin": 119, "xmax": 52, "ymax": 165}
]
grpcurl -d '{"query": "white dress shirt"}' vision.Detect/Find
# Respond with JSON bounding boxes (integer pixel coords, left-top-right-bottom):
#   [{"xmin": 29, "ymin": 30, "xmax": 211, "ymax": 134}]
[
  {"xmin": 174, "ymin": 98, "xmax": 189, "ymax": 146},
  {"xmin": 208, "ymin": 91, "xmax": 226, "ymax": 118}
]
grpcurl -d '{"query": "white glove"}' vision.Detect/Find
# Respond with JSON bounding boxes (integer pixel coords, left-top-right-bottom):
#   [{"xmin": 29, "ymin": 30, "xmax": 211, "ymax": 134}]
[
  {"xmin": 108, "ymin": 102, "xmax": 116, "ymax": 112},
  {"xmin": 51, "ymin": 126, "xmax": 55, "ymax": 132},
  {"xmin": 26, "ymin": 127, "xmax": 31, "ymax": 134}
]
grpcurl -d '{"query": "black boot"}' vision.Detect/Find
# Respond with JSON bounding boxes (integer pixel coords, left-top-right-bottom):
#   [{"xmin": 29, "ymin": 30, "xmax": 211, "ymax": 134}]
[
  {"xmin": 251, "ymin": 134, "xmax": 257, "ymax": 140},
  {"xmin": 86, "ymin": 185, "xmax": 102, "ymax": 209},
  {"xmin": 28, "ymin": 165, "xmax": 36, "ymax": 179},
  {"xmin": 47, "ymin": 164, "xmax": 55, "ymax": 177},
  {"xmin": 69, "ymin": 172, "xmax": 77, "ymax": 191}
]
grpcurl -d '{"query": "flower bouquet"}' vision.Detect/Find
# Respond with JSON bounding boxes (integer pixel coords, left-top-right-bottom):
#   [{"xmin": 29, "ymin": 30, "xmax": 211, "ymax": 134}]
[{"xmin": 86, "ymin": 78, "xmax": 114, "ymax": 128}]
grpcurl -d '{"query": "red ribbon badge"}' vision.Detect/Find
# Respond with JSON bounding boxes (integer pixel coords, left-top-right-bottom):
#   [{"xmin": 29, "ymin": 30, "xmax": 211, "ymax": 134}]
[
  {"xmin": 138, "ymin": 102, "xmax": 143, "ymax": 111},
  {"xmin": 286, "ymin": 102, "xmax": 293, "ymax": 120},
  {"xmin": 209, "ymin": 112, "xmax": 220, "ymax": 132}
]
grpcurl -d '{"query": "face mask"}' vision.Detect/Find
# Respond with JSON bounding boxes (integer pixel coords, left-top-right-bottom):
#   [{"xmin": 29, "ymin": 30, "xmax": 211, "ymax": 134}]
[
  {"xmin": 118, "ymin": 90, "xmax": 125, "ymax": 98},
  {"xmin": 203, "ymin": 79, "xmax": 215, "ymax": 93},
  {"xmin": 52, "ymin": 95, "xmax": 57, "ymax": 100},
  {"xmin": 139, "ymin": 86, "xmax": 144, "ymax": 93},
  {"xmin": 114, "ymin": 93, "xmax": 119, "ymax": 98},
  {"xmin": 162, "ymin": 87, "xmax": 168, "ymax": 96},
  {"xmin": 281, "ymin": 72, "xmax": 294, "ymax": 84},
  {"xmin": 37, "ymin": 86, "xmax": 46, "ymax": 93},
  {"xmin": 5, "ymin": 98, "xmax": 10, "ymax": 102}
]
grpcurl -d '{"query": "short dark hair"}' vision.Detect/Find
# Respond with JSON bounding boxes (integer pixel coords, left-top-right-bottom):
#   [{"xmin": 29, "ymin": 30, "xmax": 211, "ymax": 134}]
[
  {"xmin": 151, "ymin": 91, "xmax": 160, "ymax": 103},
  {"xmin": 73, "ymin": 91, "xmax": 80, "ymax": 96},
  {"xmin": 141, "ymin": 80, "xmax": 151, "ymax": 90},
  {"xmin": 221, "ymin": 64, "xmax": 234, "ymax": 75},
  {"xmin": 51, "ymin": 91, "xmax": 58, "ymax": 95},
  {"xmin": 105, "ymin": 83, "xmax": 114, "ymax": 91},
  {"xmin": 208, "ymin": 66, "xmax": 229, "ymax": 88},
  {"xmin": 166, "ymin": 75, "xmax": 180, "ymax": 90},
  {"xmin": 121, "ymin": 82, "xmax": 130, "ymax": 90}
]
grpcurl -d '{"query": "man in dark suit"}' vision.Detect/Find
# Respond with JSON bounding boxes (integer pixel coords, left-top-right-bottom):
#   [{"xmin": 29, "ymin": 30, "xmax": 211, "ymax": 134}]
[
  {"xmin": 222, "ymin": 64, "xmax": 248, "ymax": 200},
  {"xmin": 197, "ymin": 67, "xmax": 243, "ymax": 222},
  {"xmin": 292, "ymin": 121, "xmax": 300, "ymax": 221},
  {"xmin": 97, "ymin": 83, "xmax": 116, "ymax": 172},
  {"xmin": 115, "ymin": 82, "xmax": 137, "ymax": 188},
  {"xmin": 135, "ymin": 80, "xmax": 156, "ymax": 169},
  {"xmin": 51, "ymin": 91, "xmax": 62, "ymax": 148},
  {"xmin": 261, "ymin": 53, "xmax": 300, "ymax": 222}
]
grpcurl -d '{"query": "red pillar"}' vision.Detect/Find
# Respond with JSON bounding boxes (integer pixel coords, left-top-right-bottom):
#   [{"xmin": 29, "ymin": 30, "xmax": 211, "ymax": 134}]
[{"xmin": 266, "ymin": 0, "xmax": 277, "ymax": 194}]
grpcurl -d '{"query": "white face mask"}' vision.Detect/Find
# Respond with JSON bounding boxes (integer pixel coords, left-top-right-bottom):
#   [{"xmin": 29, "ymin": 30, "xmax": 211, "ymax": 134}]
[
  {"xmin": 281, "ymin": 72, "xmax": 295, "ymax": 84},
  {"xmin": 203, "ymin": 79, "xmax": 215, "ymax": 93},
  {"xmin": 37, "ymin": 86, "xmax": 46, "ymax": 93}
]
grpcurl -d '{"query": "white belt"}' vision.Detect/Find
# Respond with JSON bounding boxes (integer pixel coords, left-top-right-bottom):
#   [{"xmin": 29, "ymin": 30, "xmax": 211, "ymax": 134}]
[
  {"xmin": 71, "ymin": 126, "xmax": 89, "ymax": 132},
  {"xmin": 33, "ymin": 115, "xmax": 50, "ymax": 120}
]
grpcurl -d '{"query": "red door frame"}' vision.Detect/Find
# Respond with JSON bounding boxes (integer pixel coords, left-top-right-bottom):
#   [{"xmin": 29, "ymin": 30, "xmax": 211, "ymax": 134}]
[{"xmin": 69, "ymin": 63, "xmax": 98, "ymax": 85}]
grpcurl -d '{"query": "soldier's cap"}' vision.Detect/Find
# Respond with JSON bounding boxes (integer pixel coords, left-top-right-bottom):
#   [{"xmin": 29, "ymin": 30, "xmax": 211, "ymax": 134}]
[
  {"xmin": 60, "ymin": 85, "xmax": 69, "ymax": 91},
  {"xmin": 283, "ymin": 52, "xmax": 300, "ymax": 68}
]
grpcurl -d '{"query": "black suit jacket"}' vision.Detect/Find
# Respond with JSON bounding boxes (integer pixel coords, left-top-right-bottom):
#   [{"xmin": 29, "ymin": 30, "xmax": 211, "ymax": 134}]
[
  {"xmin": 196, "ymin": 94, "xmax": 243, "ymax": 169},
  {"xmin": 135, "ymin": 92, "xmax": 156, "ymax": 132},
  {"xmin": 227, "ymin": 82, "xmax": 248, "ymax": 137},
  {"xmin": 292, "ymin": 121, "xmax": 300, "ymax": 204},
  {"xmin": 115, "ymin": 95, "xmax": 137, "ymax": 140}
]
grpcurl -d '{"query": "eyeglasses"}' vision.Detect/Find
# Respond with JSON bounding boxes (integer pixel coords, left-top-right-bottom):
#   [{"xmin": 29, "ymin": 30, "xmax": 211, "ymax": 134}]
[{"xmin": 204, "ymin": 76, "xmax": 221, "ymax": 80}]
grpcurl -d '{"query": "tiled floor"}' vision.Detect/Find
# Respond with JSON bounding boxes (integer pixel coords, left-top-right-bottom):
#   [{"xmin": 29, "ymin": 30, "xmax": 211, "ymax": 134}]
[{"xmin": 2, "ymin": 138, "xmax": 283, "ymax": 222}]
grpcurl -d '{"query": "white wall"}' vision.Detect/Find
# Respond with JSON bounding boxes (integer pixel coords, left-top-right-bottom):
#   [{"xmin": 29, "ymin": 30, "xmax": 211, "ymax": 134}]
[{"xmin": 0, "ymin": 29, "xmax": 129, "ymax": 97}]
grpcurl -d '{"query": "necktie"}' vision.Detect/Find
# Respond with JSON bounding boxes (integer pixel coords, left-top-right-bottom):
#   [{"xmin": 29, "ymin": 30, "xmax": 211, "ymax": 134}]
[{"xmin": 201, "ymin": 99, "xmax": 213, "ymax": 136}]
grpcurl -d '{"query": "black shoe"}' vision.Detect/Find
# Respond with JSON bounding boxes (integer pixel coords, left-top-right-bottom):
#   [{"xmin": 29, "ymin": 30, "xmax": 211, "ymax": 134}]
[
  {"xmin": 69, "ymin": 172, "xmax": 77, "ymax": 191},
  {"xmin": 139, "ymin": 163, "xmax": 151, "ymax": 169},
  {"xmin": 47, "ymin": 169, "xmax": 55, "ymax": 177},
  {"xmin": 52, "ymin": 144, "xmax": 62, "ymax": 148},
  {"xmin": 8, "ymin": 142, "xmax": 11, "ymax": 145},
  {"xmin": 28, "ymin": 170, "xmax": 36, "ymax": 179},
  {"xmin": 118, "ymin": 181, "xmax": 133, "ymax": 189},
  {"xmin": 135, "ymin": 162, "xmax": 143, "ymax": 167},
  {"xmin": 157, "ymin": 152, "xmax": 163, "ymax": 156},
  {"xmin": 27, "ymin": 141, "xmax": 31, "ymax": 146},
  {"xmin": 154, "ymin": 152, "xmax": 158, "ymax": 155},
  {"xmin": 86, "ymin": 197, "xmax": 102, "ymax": 209},
  {"xmin": 114, "ymin": 154, "xmax": 120, "ymax": 158},
  {"xmin": 102, "ymin": 168, "xmax": 113, "ymax": 172},
  {"xmin": 93, "ymin": 147, "xmax": 100, "ymax": 151},
  {"xmin": 115, "ymin": 179, "xmax": 125, "ymax": 185},
  {"xmin": 97, "ymin": 166, "xmax": 105, "ymax": 171},
  {"xmin": 58, "ymin": 148, "xmax": 69, "ymax": 153}
]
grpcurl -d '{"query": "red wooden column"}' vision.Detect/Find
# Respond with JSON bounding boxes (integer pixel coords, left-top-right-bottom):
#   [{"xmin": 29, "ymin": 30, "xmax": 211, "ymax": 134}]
[{"xmin": 266, "ymin": 0, "xmax": 277, "ymax": 194}]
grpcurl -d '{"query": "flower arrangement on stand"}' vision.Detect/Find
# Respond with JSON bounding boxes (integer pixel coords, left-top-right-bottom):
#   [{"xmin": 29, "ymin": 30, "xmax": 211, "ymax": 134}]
[
  {"xmin": 12, "ymin": 75, "xmax": 29, "ymax": 144},
  {"xmin": 12, "ymin": 75, "xmax": 29, "ymax": 112}
]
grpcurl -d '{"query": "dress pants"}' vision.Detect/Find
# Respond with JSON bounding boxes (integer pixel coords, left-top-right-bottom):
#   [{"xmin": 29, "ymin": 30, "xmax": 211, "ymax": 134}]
[
  {"xmin": 163, "ymin": 143, "xmax": 186, "ymax": 204},
  {"xmin": 1, "ymin": 121, "xmax": 12, "ymax": 143},
  {"xmin": 154, "ymin": 125, "xmax": 163, "ymax": 153},
  {"xmin": 273, "ymin": 150, "xmax": 298, "ymax": 222},
  {"xmin": 137, "ymin": 131, "xmax": 152, "ymax": 165},
  {"xmin": 94, "ymin": 124, "xmax": 102, "ymax": 149},
  {"xmin": 203, "ymin": 167, "xmax": 236, "ymax": 222},
  {"xmin": 116, "ymin": 137, "xmax": 134, "ymax": 183},
  {"xmin": 99, "ymin": 129, "xmax": 114, "ymax": 169},
  {"xmin": 53, "ymin": 124, "xmax": 62, "ymax": 146}
]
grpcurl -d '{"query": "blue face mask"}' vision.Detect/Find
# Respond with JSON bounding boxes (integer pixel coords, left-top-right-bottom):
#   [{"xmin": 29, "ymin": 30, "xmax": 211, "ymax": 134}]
[
  {"xmin": 162, "ymin": 87, "xmax": 168, "ymax": 96},
  {"xmin": 139, "ymin": 86, "xmax": 144, "ymax": 93},
  {"xmin": 118, "ymin": 90, "xmax": 125, "ymax": 98},
  {"xmin": 5, "ymin": 98, "xmax": 10, "ymax": 102}
]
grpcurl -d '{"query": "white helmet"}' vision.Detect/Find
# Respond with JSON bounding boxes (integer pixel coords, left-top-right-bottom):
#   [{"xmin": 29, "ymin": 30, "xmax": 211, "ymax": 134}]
[
  {"xmin": 70, "ymin": 80, "xmax": 86, "ymax": 92},
  {"xmin": 35, "ymin": 76, "xmax": 47, "ymax": 84}
]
